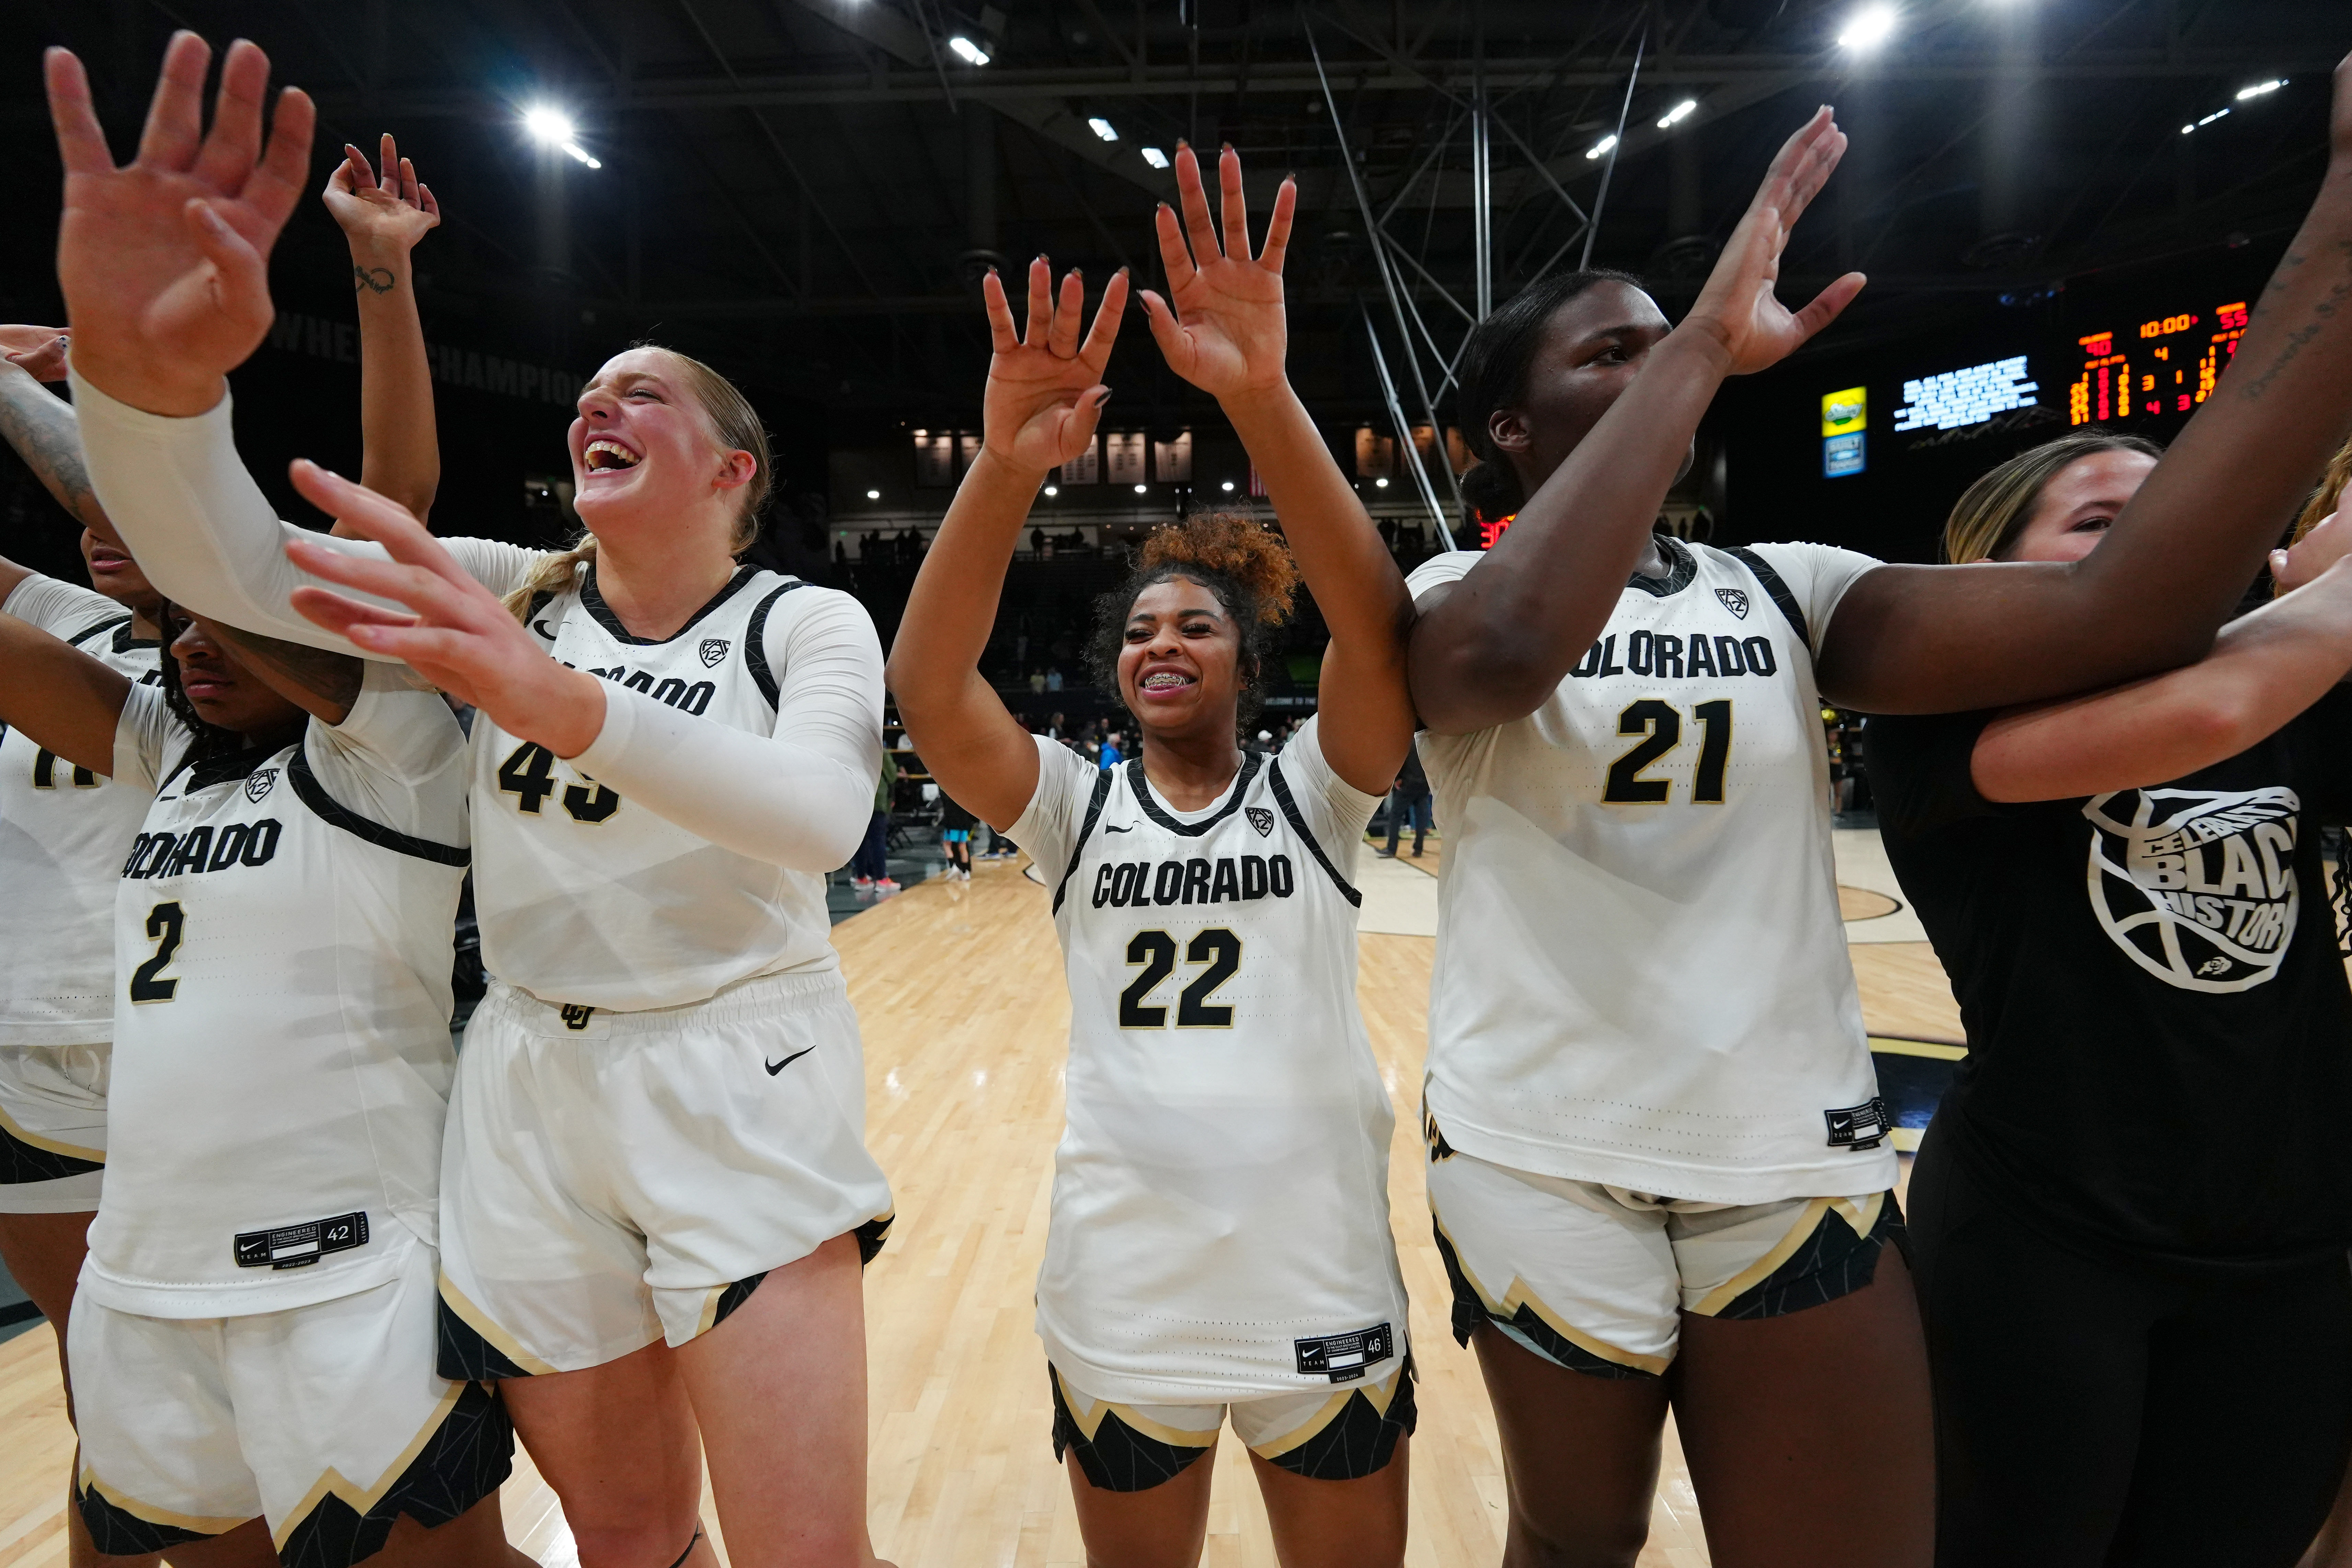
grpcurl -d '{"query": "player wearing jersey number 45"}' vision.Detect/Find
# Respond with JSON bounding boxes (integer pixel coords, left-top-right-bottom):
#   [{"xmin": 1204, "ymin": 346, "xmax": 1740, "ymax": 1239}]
[
  {"xmin": 1404, "ymin": 59, "xmax": 2352, "ymax": 1568},
  {"xmin": 0, "ymin": 599, "xmax": 523, "ymax": 1568},
  {"xmin": 49, "ymin": 35, "xmax": 895, "ymax": 1568},
  {"xmin": 890, "ymin": 143, "xmax": 1420, "ymax": 1568}
]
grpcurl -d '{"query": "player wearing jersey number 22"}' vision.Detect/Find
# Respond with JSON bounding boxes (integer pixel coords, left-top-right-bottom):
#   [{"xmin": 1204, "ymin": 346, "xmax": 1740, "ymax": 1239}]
[{"xmin": 890, "ymin": 143, "xmax": 1420, "ymax": 1568}]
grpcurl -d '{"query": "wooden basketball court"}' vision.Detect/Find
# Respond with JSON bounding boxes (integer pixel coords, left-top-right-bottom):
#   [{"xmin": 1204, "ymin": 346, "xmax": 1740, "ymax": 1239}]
[{"xmin": 0, "ymin": 848, "xmax": 1961, "ymax": 1568}]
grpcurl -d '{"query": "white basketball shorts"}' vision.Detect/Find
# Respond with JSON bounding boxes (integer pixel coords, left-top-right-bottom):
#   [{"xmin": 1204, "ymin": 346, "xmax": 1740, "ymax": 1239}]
[
  {"xmin": 71, "ymin": 1235, "xmax": 513, "ymax": 1566},
  {"xmin": 1049, "ymin": 1355, "xmax": 1416, "ymax": 1490},
  {"xmin": 437, "ymin": 968, "xmax": 894, "ymax": 1377},
  {"xmin": 0, "ymin": 1041, "xmax": 107, "ymax": 1212},
  {"xmin": 1427, "ymin": 1130, "xmax": 1902, "ymax": 1379}
]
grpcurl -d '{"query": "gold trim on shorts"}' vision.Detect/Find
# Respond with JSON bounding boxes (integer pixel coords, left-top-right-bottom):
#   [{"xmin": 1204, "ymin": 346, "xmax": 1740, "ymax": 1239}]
[
  {"xmin": 0, "ymin": 1099, "xmax": 103, "ymax": 1164},
  {"xmin": 1049, "ymin": 1366, "xmax": 1219, "ymax": 1450},
  {"xmin": 1433, "ymin": 1213, "xmax": 1673, "ymax": 1376},
  {"xmin": 436, "ymin": 1272, "xmax": 561, "ymax": 1378},
  {"xmin": 269, "ymin": 1383, "xmax": 465, "ymax": 1550},
  {"xmin": 77, "ymin": 1466, "xmax": 249, "ymax": 1537}
]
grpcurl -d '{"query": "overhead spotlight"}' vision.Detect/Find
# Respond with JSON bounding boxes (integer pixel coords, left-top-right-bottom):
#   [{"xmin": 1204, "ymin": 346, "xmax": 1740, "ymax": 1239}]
[
  {"xmin": 948, "ymin": 35, "xmax": 991, "ymax": 65},
  {"xmin": 1657, "ymin": 99, "xmax": 1698, "ymax": 129},
  {"xmin": 1837, "ymin": 4, "xmax": 1898, "ymax": 49},
  {"xmin": 523, "ymin": 106, "xmax": 573, "ymax": 145},
  {"xmin": 1220, "ymin": 480, "xmax": 1235, "ymax": 492},
  {"xmin": 2182, "ymin": 107, "xmax": 2232, "ymax": 134},
  {"xmin": 522, "ymin": 106, "xmax": 601, "ymax": 168},
  {"xmin": 1585, "ymin": 134, "xmax": 1619, "ymax": 161},
  {"xmin": 1141, "ymin": 146, "xmax": 1171, "ymax": 169},
  {"xmin": 865, "ymin": 489, "xmax": 881, "ymax": 500},
  {"xmin": 1044, "ymin": 484, "xmax": 1059, "ymax": 497},
  {"xmin": 1088, "ymin": 117, "xmax": 1119, "ymax": 142},
  {"xmin": 2237, "ymin": 78, "xmax": 2286, "ymax": 101},
  {"xmin": 1375, "ymin": 477, "xmax": 1390, "ymax": 488},
  {"xmin": 1133, "ymin": 483, "xmax": 1148, "ymax": 494}
]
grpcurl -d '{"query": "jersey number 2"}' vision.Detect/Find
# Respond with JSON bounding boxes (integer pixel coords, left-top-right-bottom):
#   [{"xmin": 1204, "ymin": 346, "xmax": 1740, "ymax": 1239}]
[
  {"xmin": 1119, "ymin": 929, "xmax": 1243, "ymax": 1029},
  {"xmin": 129, "ymin": 901, "xmax": 184, "ymax": 1004},
  {"xmin": 497, "ymin": 742, "xmax": 622, "ymax": 823},
  {"xmin": 1603, "ymin": 699, "xmax": 1732, "ymax": 804}
]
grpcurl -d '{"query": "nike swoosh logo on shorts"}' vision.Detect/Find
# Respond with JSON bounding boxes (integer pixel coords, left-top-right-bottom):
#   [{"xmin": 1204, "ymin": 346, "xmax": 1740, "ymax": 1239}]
[{"xmin": 765, "ymin": 1046, "xmax": 816, "ymax": 1076}]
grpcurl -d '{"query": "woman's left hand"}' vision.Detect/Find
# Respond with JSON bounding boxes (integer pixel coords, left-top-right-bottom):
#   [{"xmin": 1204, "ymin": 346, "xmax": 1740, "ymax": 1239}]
[
  {"xmin": 1140, "ymin": 144, "xmax": 1296, "ymax": 400},
  {"xmin": 281, "ymin": 460, "xmax": 606, "ymax": 755},
  {"xmin": 323, "ymin": 135, "xmax": 441, "ymax": 258}
]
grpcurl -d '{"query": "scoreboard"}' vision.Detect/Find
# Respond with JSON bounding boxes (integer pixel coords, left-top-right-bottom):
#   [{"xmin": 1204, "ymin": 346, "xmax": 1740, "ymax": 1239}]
[{"xmin": 2070, "ymin": 299, "xmax": 2249, "ymax": 425}]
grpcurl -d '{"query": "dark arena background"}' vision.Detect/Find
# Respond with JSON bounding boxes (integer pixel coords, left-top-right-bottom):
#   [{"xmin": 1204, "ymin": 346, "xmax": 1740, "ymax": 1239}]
[{"xmin": 2, "ymin": 4, "xmax": 2351, "ymax": 1562}]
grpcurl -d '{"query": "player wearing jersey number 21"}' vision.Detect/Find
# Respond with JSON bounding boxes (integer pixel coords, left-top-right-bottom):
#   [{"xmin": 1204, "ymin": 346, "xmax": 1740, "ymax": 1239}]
[
  {"xmin": 47, "ymin": 33, "xmax": 896, "ymax": 1568},
  {"xmin": 890, "ymin": 143, "xmax": 1420, "ymax": 1568},
  {"xmin": 1405, "ymin": 54, "xmax": 2352, "ymax": 1568}
]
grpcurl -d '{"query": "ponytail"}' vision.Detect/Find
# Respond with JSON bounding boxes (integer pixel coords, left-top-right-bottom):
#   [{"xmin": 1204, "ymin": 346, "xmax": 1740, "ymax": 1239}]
[{"xmin": 502, "ymin": 538, "xmax": 598, "ymax": 623}]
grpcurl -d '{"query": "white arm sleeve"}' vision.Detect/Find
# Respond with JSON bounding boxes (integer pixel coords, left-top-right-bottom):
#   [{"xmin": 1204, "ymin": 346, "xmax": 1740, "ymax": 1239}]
[
  {"xmin": 69, "ymin": 369, "xmax": 543, "ymax": 661},
  {"xmin": 568, "ymin": 586, "xmax": 885, "ymax": 871}
]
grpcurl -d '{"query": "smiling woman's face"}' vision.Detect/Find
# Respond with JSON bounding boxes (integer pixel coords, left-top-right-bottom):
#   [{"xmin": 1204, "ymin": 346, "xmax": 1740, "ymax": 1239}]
[
  {"xmin": 1116, "ymin": 577, "xmax": 1242, "ymax": 737},
  {"xmin": 566, "ymin": 347, "xmax": 749, "ymax": 532}
]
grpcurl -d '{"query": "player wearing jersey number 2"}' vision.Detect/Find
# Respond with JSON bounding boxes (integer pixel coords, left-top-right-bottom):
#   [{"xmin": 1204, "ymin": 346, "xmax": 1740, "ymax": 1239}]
[{"xmin": 890, "ymin": 145, "xmax": 1420, "ymax": 1567}]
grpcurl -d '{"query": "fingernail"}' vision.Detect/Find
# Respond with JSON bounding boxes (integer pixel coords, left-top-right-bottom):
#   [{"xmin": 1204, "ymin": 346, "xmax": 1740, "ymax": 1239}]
[
  {"xmin": 1221, "ymin": 141, "xmax": 1233, "ymax": 153},
  {"xmin": 1071, "ymin": 268, "xmax": 1083, "ymax": 278},
  {"xmin": 1177, "ymin": 138, "xmax": 1190, "ymax": 150}
]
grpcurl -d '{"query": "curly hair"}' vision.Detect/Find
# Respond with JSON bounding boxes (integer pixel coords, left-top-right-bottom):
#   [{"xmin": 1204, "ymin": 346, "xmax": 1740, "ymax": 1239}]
[
  {"xmin": 1086, "ymin": 513, "xmax": 1300, "ymax": 733},
  {"xmin": 153, "ymin": 604, "xmax": 253, "ymax": 766}
]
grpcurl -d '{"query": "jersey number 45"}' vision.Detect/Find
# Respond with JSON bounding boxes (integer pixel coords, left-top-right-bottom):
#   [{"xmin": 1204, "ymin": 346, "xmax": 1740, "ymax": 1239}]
[{"xmin": 498, "ymin": 742, "xmax": 622, "ymax": 823}]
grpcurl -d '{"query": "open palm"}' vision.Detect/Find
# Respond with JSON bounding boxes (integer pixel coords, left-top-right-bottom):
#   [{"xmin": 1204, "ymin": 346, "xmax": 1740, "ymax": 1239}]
[
  {"xmin": 1141, "ymin": 144, "xmax": 1296, "ymax": 399},
  {"xmin": 1684, "ymin": 107, "xmax": 1865, "ymax": 377},
  {"xmin": 981, "ymin": 259, "xmax": 1129, "ymax": 474},
  {"xmin": 46, "ymin": 34, "xmax": 314, "ymax": 409}
]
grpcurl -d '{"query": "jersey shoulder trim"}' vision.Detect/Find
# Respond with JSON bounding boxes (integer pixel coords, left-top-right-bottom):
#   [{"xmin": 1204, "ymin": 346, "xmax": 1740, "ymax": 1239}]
[
  {"xmin": 743, "ymin": 579, "xmax": 809, "ymax": 709},
  {"xmin": 1049, "ymin": 766, "xmax": 1118, "ymax": 916},
  {"xmin": 62, "ymin": 613, "xmax": 133, "ymax": 651},
  {"xmin": 167, "ymin": 741, "xmax": 279, "ymax": 796},
  {"xmin": 1722, "ymin": 547, "xmax": 1813, "ymax": 654},
  {"xmin": 1628, "ymin": 535, "xmax": 1699, "ymax": 598},
  {"xmin": 1266, "ymin": 758, "xmax": 1364, "ymax": 908},
  {"xmin": 1129, "ymin": 751, "xmax": 1264, "ymax": 837},
  {"xmin": 288, "ymin": 744, "xmax": 468, "ymax": 866},
  {"xmin": 579, "ymin": 562, "xmax": 762, "ymax": 647}
]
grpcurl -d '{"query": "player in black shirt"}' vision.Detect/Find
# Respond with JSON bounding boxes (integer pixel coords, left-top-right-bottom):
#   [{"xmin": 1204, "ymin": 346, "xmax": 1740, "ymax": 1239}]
[{"xmin": 1870, "ymin": 432, "xmax": 2352, "ymax": 1567}]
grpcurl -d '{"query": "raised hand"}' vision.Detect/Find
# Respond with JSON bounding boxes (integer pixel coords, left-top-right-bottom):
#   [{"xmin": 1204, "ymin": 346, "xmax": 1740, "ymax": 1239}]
[
  {"xmin": 980, "ymin": 259, "xmax": 1129, "ymax": 477},
  {"xmin": 46, "ymin": 33, "xmax": 316, "ymax": 416},
  {"xmin": 323, "ymin": 135, "xmax": 441, "ymax": 259},
  {"xmin": 1680, "ymin": 107, "xmax": 1865, "ymax": 377},
  {"xmin": 0, "ymin": 327, "xmax": 71, "ymax": 382},
  {"xmin": 282, "ymin": 462, "xmax": 605, "ymax": 754},
  {"xmin": 1139, "ymin": 144, "xmax": 1297, "ymax": 400}
]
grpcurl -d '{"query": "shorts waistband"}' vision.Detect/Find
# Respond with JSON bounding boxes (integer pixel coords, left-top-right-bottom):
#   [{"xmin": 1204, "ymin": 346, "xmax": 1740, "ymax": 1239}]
[{"xmin": 478, "ymin": 967, "xmax": 849, "ymax": 1040}]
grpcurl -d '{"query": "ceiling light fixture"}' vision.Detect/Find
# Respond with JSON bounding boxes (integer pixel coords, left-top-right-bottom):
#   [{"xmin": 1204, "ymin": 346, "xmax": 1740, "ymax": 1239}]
[
  {"xmin": 865, "ymin": 489, "xmax": 881, "ymax": 500},
  {"xmin": 1088, "ymin": 117, "xmax": 1119, "ymax": 142},
  {"xmin": 1585, "ymin": 134, "xmax": 1619, "ymax": 161},
  {"xmin": 1220, "ymin": 480, "xmax": 1235, "ymax": 492},
  {"xmin": 948, "ymin": 35, "xmax": 990, "ymax": 65},
  {"xmin": 1141, "ymin": 146, "xmax": 1171, "ymax": 169},
  {"xmin": 1133, "ymin": 483, "xmax": 1148, "ymax": 494},
  {"xmin": 1837, "ymin": 4, "xmax": 1898, "ymax": 50},
  {"xmin": 1657, "ymin": 99, "xmax": 1699, "ymax": 129},
  {"xmin": 2237, "ymin": 78, "xmax": 2286, "ymax": 101},
  {"xmin": 1044, "ymin": 485, "xmax": 1059, "ymax": 497},
  {"xmin": 522, "ymin": 106, "xmax": 600, "ymax": 168}
]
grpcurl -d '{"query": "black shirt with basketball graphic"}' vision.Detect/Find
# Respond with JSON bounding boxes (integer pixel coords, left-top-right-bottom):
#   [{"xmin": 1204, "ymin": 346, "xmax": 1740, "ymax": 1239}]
[{"xmin": 1869, "ymin": 688, "xmax": 2352, "ymax": 1271}]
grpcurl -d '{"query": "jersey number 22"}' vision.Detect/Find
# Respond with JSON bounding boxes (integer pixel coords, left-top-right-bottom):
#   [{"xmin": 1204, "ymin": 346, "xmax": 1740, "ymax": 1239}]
[{"xmin": 1121, "ymin": 929, "xmax": 1242, "ymax": 1029}]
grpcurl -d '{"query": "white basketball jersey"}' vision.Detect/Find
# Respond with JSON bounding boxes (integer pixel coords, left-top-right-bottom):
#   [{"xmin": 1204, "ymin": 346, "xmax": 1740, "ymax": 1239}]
[
  {"xmin": 1009, "ymin": 721, "xmax": 1408, "ymax": 1404},
  {"xmin": 1408, "ymin": 538, "xmax": 1895, "ymax": 1204},
  {"xmin": 0, "ymin": 575, "xmax": 160, "ymax": 1045},
  {"xmin": 84, "ymin": 673, "xmax": 469, "ymax": 1317},
  {"xmin": 471, "ymin": 566, "xmax": 847, "ymax": 1011}
]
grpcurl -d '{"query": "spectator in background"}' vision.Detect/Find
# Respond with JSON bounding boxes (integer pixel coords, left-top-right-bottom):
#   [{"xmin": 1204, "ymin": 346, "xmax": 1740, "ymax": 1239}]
[
  {"xmin": 1029, "ymin": 669, "xmax": 1048, "ymax": 695},
  {"xmin": 1380, "ymin": 745, "xmax": 1432, "ymax": 858},
  {"xmin": 1099, "ymin": 730, "xmax": 1124, "ymax": 770},
  {"xmin": 1047, "ymin": 710, "xmax": 1067, "ymax": 739},
  {"xmin": 1046, "ymin": 666, "xmax": 1065, "ymax": 692},
  {"xmin": 939, "ymin": 791, "xmax": 977, "ymax": 882},
  {"xmin": 851, "ymin": 747, "xmax": 899, "ymax": 895}
]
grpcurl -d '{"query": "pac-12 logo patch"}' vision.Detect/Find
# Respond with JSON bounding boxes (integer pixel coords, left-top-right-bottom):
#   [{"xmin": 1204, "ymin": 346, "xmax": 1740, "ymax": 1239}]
[
  {"xmin": 2083, "ymin": 786, "xmax": 2299, "ymax": 994},
  {"xmin": 1246, "ymin": 807, "xmax": 1275, "ymax": 837},
  {"xmin": 1715, "ymin": 588, "xmax": 1750, "ymax": 619},
  {"xmin": 699, "ymin": 638, "xmax": 731, "ymax": 667},
  {"xmin": 245, "ymin": 768, "xmax": 278, "ymax": 803}
]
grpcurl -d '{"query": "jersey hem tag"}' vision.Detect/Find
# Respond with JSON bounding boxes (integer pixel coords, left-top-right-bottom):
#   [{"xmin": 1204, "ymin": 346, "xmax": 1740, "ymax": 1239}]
[
  {"xmin": 1295, "ymin": 1322, "xmax": 1394, "ymax": 1383},
  {"xmin": 234, "ymin": 1211, "xmax": 368, "ymax": 1270},
  {"xmin": 1823, "ymin": 1098, "xmax": 1894, "ymax": 1152}
]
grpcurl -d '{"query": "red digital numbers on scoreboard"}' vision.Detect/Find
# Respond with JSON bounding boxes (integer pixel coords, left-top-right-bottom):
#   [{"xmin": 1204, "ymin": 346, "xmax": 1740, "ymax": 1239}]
[
  {"xmin": 2070, "ymin": 302, "xmax": 2246, "ymax": 426},
  {"xmin": 1478, "ymin": 513, "xmax": 1514, "ymax": 549}
]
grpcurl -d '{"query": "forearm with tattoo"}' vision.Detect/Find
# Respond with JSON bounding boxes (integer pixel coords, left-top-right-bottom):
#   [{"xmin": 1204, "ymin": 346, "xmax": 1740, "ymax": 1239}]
[
  {"xmin": 0, "ymin": 369, "xmax": 105, "ymax": 531},
  {"xmin": 353, "ymin": 264, "xmax": 395, "ymax": 295}
]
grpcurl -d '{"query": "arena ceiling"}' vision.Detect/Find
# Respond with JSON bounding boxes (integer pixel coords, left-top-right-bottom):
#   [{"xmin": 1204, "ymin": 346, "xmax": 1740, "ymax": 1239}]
[{"xmin": 3, "ymin": 0, "xmax": 2347, "ymax": 429}]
